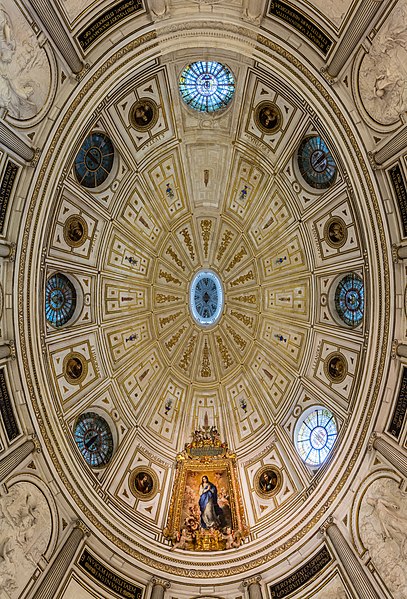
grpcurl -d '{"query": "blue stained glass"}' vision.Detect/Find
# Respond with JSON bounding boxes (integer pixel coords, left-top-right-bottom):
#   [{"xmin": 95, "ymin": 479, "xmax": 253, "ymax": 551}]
[
  {"xmin": 179, "ymin": 61, "xmax": 235, "ymax": 113},
  {"xmin": 74, "ymin": 412, "xmax": 113, "ymax": 468},
  {"xmin": 296, "ymin": 408, "xmax": 337, "ymax": 466},
  {"xmin": 190, "ymin": 270, "xmax": 224, "ymax": 326},
  {"xmin": 335, "ymin": 273, "xmax": 364, "ymax": 327},
  {"xmin": 45, "ymin": 273, "xmax": 76, "ymax": 327},
  {"xmin": 74, "ymin": 132, "xmax": 115, "ymax": 188},
  {"xmin": 297, "ymin": 136, "xmax": 337, "ymax": 189}
]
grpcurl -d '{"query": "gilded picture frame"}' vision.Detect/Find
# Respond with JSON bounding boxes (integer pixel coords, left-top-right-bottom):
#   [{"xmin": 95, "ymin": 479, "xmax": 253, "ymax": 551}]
[{"xmin": 164, "ymin": 442, "xmax": 248, "ymax": 552}]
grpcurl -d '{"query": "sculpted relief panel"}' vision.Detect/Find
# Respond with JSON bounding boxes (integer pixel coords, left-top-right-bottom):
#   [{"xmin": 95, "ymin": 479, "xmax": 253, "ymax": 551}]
[
  {"xmin": 359, "ymin": 0, "xmax": 407, "ymax": 125},
  {"xmin": 0, "ymin": 482, "xmax": 52, "ymax": 598},
  {"xmin": 359, "ymin": 477, "xmax": 407, "ymax": 598},
  {"xmin": 0, "ymin": 2, "xmax": 51, "ymax": 120}
]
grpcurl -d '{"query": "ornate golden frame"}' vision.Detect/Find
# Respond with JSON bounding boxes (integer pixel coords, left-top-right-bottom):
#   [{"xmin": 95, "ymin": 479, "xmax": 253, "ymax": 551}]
[{"xmin": 164, "ymin": 445, "xmax": 248, "ymax": 552}]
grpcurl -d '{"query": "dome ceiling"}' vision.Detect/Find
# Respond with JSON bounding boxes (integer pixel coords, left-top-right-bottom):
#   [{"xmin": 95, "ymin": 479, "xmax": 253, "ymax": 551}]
[{"xmin": 18, "ymin": 19, "xmax": 389, "ymax": 583}]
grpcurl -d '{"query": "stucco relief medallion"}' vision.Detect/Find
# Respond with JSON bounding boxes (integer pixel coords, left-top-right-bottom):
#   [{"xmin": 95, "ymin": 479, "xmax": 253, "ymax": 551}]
[
  {"xmin": 359, "ymin": 477, "xmax": 407, "ymax": 598},
  {"xmin": 129, "ymin": 466, "xmax": 159, "ymax": 500},
  {"xmin": 63, "ymin": 215, "xmax": 88, "ymax": 248},
  {"xmin": 0, "ymin": 3, "xmax": 51, "ymax": 120},
  {"xmin": 324, "ymin": 216, "xmax": 347, "ymax": 248},
  {"xmin": 254, "ymin": 101, "xmax": 282, "ymax": 134},
  {"xmin": 63, "ymin": 352, "xmax": 88, "ymax": 384},
  {"xmin": 324, "ymin": 352, "xmax": 348, "ymax": 383},
  {"xmin": 358, "ymin": 0, "xmax": 407, "ymax": 125},
  {"xmin": 130, "ymin": 98, "xmax": 159, "ymax": 131},
  {"xmin": 254, "ymin": 466, "xmax": 282, "ymax": 498}
]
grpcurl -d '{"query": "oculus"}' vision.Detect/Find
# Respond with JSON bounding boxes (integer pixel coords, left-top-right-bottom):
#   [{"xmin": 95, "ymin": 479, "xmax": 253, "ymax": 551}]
[
  {"xmin": 129, "ymin": 466, "xmax": 158, "ymax": 500},
  {"xmin": 297, "ymin": 135, "xmax": 337, "ymax": 189},
  {"xmin": 45, "ymin": 273, "xmax": 76, "ymax": 327},
  {"xmin": 130, "ymin": 98, "xmax": 159, "ymax": 131},
  {"xmin": 63, "ymin": 352, "xmax": 88, "ymax": 385},
  {"xmin": 74, "ymin": 131, "xmax": 115, "ymax": 188},
  {"xmin": 254, "ymin": 466, "xmax": 282, "ymax": 498},
  {"xmin": 325, "ymin": 352, "xmax": 348, "ymax": 383},
  {"xmin": 295, "ymin": 407, "xmax": 337, "ymax": 466},
  {"xmin": 254, "ymin": 101, "xmax": 282, "ymax": 134},
  {"xmin": 63, "ymin": 215, "xmax": 88, "ymax": 248},
  {"xmin": 190, "ymin": 270, "xmax": 224, "ymax": 326},
  {"xmin": 324, "ymin": 216, "xmax": 347, "ymax": 248},
  {"xmin": 179, "ymin": 60, "xmax": 235, "ymax": 113},
  {"xmin": 74, "ymin": 412, "xmax": 113, "ymax": 468},
  {"xmin": 335, "ymin": 273, "xmax": 364, "ymax": 327}
]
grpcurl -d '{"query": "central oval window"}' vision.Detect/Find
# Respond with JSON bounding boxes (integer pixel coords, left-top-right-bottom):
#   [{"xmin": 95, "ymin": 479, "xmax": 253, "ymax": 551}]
[{"xmin": 190, "ymin": 270, "xmax": 224, "ymax": 326}]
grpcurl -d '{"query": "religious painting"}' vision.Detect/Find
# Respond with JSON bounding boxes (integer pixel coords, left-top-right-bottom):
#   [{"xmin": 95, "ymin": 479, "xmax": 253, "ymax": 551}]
[
  {"xmin": 254, "ymin": 466, "xmax": 282, "ymax": 498},
  {"xmin": 254, "ymin": 101, "xmax": 282, "ymax": 134},
  {"xmin": 129, "ymin": 466, "xmax": 158, "ymax": 500},
  {"xmin": 130, "ymin": 98, "xmax": 159, "ymax": 131},
  {"xmin": 164, "ymin": 428, "xmax": 248, "ymax": 551}
]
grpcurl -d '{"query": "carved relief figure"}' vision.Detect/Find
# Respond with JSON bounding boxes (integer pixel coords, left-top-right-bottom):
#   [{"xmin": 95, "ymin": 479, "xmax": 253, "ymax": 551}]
[
  {"xmin": 359, "ymin": 478, "xmax": 407, "ymax": 598},
  {"xmin": 0, "ymin": 2, "xmax": 50, "ymax": 119},
  {"xmin": 359, "ymin": 0, "xmax": 407, "ymax": 124},
  {"xmin": 0, "ymin": 482, "xmax": 52, "ymax": 598}
]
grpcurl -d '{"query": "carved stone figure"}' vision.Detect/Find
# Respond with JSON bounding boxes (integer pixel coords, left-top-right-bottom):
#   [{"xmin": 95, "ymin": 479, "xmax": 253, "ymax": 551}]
[
  {"xmin": 359, "ymin": 478, "xmax": 407, "ymax": 599},
  {"xmin": 359, "ymin": 0, "xmax": 407, "ymax": 125},
  {"xmin": 0, "ymin": 2, "xmax": 50, "ymax": 119},
  {"xmin": 242, "ymin": 0, "xmax": 264, "ymax": 23},
  {"xmin": 149, "ymin": 0, "xmax": 169, "ymax": 20},
  {"xmin": 0, "ymin": 482, "xmax": 52, "ymax": 598},
  {"xmin": 62, "ymin": 0, "xmax": 94, "ymax": 22},
  {"xmin": 314, "ymin": 577, "xmax": 348, "ymax": 598}
]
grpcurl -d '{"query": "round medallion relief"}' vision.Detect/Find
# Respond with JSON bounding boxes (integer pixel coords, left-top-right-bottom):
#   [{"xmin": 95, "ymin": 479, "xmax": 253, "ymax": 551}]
[
  {"xmin": 254, "ymin": 101, "xmax": 282, "ymax": 134},
  {"xmin": 63, "ymin": 352, "xmax": 88, "ymax": 385},
  {"xmin": 63, "ymin": 215, "xmax": 88, "ymax": 248},
  {"xmin": 129, "ymin": 466, "xmax": 158, "ymax": 500},
  {"xmin": 324, "ymin": 216, "xmax": 347, "ymax": 248},
  {"xmin": 130, "ymin": 98, "xmax": 159, "ymax": 131},
  {"xmin": 254, "ymin": 466, "xmax": 282, "ymax": 498},
  {"xmin": 325, "ymin": 352, "xmax": 348, "ymax": 383}
]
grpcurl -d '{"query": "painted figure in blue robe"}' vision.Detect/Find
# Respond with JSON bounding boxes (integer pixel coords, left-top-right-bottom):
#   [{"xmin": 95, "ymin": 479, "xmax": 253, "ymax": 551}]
[{"xmin": 198, "ymin": 475, "xmax": 224, "ymax": 529}]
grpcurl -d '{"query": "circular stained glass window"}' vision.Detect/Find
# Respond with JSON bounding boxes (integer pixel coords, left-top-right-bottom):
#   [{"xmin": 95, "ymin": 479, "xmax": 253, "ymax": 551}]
[
  {"xmin": 74, "ymin": 131, "xmax": 115, "ymax": 188},
  {"xmin": 295, "ymin": 407, "xmax": 337, "ymax": 466},
  {"xmin": 45, "ymin": 273, "xmax": 76, "ymax": 327},
  {"xmin": 190, "ymin": 270, "xmax": 224, "ymax": 326},
  {"xmin": 335, "ymin": 273, "xmax": 364, "ymax": 327},
  {"xmin": 179, "ymin": 61, "xmax": 235, "ymax": 113},
  {"xmin": 74, "ymin": 412, "xmax": 113, "ymax": 468},
  {"xmin": 297, "ymin": 136, "xmax": 337, "ymax": 189}
]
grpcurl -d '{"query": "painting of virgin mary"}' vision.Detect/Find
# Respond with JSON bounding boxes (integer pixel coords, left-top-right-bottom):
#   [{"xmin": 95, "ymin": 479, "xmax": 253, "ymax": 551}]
[{"xmin": 199, "ymin": 476, "xmax": 225, "ymax": 530}]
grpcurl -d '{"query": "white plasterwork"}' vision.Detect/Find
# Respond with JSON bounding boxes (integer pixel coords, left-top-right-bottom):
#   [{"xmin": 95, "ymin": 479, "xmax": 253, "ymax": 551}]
[
  {"xmin": 306, "ymin": 0, "xmax": 352, "ymax": 27},
  {"xmin": 61, "ymin": 0, "xmax": 96, "ymax": 22},
  {"xmin": 313, "ymin": 575, "xmax": 349, "ymax": 598},
  {"xmin": 0, "ymin": 481, "xmax": 52, "ymax": 598},
  {"xmin": 359, "ymin": 477, "xmax": 407, "ymax": 599},
  {"xmin": 0, "ymin": 1, "xmax": 50, "ymax": 120},
  {"xmin": 359, "ymin": 0, "xmax": 407, "ymax": 125}
]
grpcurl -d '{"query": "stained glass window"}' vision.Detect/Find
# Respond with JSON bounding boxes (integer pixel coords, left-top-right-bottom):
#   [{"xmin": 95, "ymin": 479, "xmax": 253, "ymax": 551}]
[
  {"xmin": 296, "ymin": 407, "xmax": 337, "ymax": 466},
  {"xmin": 74, "ymin": 412, "xmax": 113, "ymax": 468},
  {"xmin": 335, "ymin": 273, "xmax": 364, "ymax": 327},
  {"xmin": 45, "ymin": 273, "xmax": 76, "ymax": 327},
  {"xmin": 190, "ymin": 270, "xmax": 224, "ymax": 326},
  {"xmin": 297, "ymin": 136, "xmax": 337, "ymax": 189},
  {"xmin": 179, "ymin": 61, "xmax": 235, "ymax": 113},
  {"xmin": 74, "ymin": 131, "xmax": 115, "ymax": 188}
]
